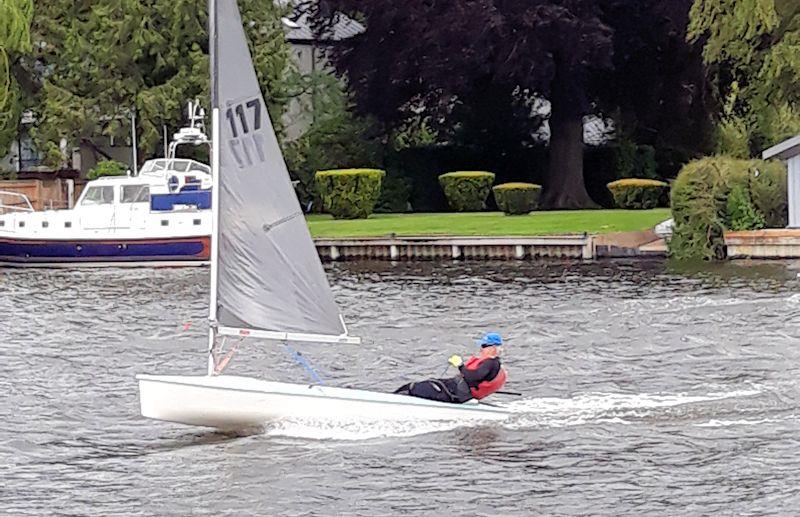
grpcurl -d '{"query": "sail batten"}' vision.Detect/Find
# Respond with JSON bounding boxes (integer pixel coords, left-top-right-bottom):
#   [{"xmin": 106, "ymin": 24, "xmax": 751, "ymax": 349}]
[{"xmin": 211, "ymin": 0, "xmax": 348, "ymax": 338}]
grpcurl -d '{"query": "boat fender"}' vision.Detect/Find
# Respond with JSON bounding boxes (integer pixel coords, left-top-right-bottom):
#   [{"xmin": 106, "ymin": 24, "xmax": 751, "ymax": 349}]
[{"xmin": 463, "ymin": 356, "xmax": 507, "ymax": 400}]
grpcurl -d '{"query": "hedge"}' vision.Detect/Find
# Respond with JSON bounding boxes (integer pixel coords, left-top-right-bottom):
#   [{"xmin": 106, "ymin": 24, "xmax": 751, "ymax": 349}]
[
  {"xmin": 87, "ymin": 160, "xmax": 128, "ymax": 180},
  {"xmin": 492, "ymin": 182, "xmax": 541, "ymax": 215},
  {"xmin": 438, "ymin": 171, "xmax": 495, "ymax": 211},
  {"xmin": 607, "ymin": 178, "xmax": 669, "ymax": 209},
  {"xmin": 315, "ymin": 168, "xmax": 385, "ymax": 219},
  {"xmin": 669, "ymin": 156, "xmax": 786, "ymax": 260}
]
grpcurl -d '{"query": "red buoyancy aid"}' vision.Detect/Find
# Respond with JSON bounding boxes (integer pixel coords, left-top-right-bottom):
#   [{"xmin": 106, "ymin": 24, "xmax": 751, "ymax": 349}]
[{"xmin": 463, "ymin": 355, "xmax": 507, "ymax": 400}]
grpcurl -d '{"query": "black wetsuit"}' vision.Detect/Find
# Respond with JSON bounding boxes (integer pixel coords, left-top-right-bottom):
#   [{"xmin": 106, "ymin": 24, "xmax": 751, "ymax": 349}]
[{"xmin": 394, "ymin": 356, "xmax": 502, "ymax": 404}]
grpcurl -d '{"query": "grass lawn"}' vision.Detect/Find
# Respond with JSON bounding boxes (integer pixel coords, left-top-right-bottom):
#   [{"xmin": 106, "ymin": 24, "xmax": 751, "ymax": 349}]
[{"xmin": 307, "ymin": 209, "xmax": 671, "ymax": 238}]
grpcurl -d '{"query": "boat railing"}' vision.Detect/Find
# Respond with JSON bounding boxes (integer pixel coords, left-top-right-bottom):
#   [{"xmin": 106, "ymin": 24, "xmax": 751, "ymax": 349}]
[{"xmin": 0, "ymin": 190, "xmax": 35, "ymax": 215}]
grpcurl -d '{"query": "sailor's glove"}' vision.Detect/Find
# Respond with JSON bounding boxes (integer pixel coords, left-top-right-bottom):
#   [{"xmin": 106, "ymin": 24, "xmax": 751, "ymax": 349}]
[{"xmin": 448, "ymin": 354, "xmax": 463, "ymax": 368}]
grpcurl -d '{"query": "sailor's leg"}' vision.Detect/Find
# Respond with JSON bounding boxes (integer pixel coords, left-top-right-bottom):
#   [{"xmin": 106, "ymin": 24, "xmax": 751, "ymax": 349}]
[
  {"xmin": 393, "ymin": 382, "xmax": 413, "ymax": 395},
  {"xmin": 406, "ymin": 380, "xmax": 453, "ymax": 402}
]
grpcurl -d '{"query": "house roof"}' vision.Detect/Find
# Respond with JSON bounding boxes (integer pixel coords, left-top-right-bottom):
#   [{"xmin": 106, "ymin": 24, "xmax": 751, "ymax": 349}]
[
  {"xmin": 278, "ymin": 1, "xmax": 365, "ymax": 43},
  {"xmin": 763, "ymin": 135, "xmax": 800, "ymax": 161}
]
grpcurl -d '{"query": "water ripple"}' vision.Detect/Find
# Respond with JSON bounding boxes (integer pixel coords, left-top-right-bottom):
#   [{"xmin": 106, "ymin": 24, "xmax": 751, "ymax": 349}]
[{"xmin": 3, "ymin": 260, "xmax": 800, "ymax": 515}]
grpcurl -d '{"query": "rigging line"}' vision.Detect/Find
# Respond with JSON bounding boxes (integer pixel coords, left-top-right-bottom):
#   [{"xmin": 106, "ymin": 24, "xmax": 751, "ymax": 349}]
[{"xmin": 283, "ymin": 343, "xmax": 325, "ymax": 385}]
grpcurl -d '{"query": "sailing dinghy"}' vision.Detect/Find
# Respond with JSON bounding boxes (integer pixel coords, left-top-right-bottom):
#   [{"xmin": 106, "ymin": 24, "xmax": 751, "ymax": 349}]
[{"xmin": 136, "ymin": 0, "xmax": 510, "ymax": 430}]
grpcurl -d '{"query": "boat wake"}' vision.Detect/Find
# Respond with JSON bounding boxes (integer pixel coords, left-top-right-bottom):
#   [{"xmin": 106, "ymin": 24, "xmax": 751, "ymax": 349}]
[
  {"xmin": 262, "ymin": 418, "xmax": 468, "ymax": 441},
  {"xmin": 254, "ymin": 387, "xmax": 763, "ymax": 441},
  {"xmin": 504, "ymin": 387, "xmax": 762, "ymax": 429}
]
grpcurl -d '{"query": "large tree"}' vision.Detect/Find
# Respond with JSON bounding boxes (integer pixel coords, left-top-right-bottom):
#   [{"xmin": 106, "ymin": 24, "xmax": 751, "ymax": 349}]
[
  {"xmin": 312, "ymin": 0, "xmax": 712, "ymax": 208},
  {"xmin": 689, "ymin": 0, "xmax": 800, "ymax": 154},
  {"xmin": 0, "ymin": 0, "xmax": 33, "ymax": 157},
  {"xmin": 20, "ymin": 0, "xmax": 293, "ymax": 165}
]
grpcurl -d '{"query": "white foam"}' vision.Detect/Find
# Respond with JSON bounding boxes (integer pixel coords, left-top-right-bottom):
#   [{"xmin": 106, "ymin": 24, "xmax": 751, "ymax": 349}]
[
  {"xmin": 254, "ymin": 388, "xmax": 763, "ymax": 439},
  {"xmin": 504, "ymin": 388, "xmax": 761, "ymax": 429},
  {"xmin": 694, "ymin": 415, "xmax": 793, "ymax": 428},
  {"xmin": 262, "ymin": 417, "xmax": 468, "ymax": 441}
]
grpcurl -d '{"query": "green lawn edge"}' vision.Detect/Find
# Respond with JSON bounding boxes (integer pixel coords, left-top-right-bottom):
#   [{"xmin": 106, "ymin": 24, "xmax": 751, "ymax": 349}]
[{"xmin": 307, "ymin": 209, "xmax": 671, "ymax": 238}]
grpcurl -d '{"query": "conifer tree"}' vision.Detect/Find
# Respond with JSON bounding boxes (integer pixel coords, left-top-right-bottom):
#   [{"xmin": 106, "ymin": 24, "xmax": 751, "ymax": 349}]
[{"xmin": 26, "ymin": 0, "xmax": 293, "ymax": 165}]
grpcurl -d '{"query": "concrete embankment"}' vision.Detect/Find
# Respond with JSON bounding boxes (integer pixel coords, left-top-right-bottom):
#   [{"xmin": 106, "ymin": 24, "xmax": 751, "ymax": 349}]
[
  {"xmin": 725, "ymin": 229, "xmax": 800, "ymax": 258},
  {"xmin": 314, "ymin": 232, "xmax": 668, "ymax": 262}
]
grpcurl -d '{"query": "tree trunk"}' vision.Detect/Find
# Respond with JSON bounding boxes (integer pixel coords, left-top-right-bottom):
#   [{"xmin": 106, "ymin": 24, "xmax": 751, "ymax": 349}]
[{"xmin": 541, "ymin": 85, "xmax": 597, "ymax": 209}]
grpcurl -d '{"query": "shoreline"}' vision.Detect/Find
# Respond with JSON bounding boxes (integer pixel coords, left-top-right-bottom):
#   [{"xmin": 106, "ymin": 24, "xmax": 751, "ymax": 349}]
[{"xmin": 314, "ymin": 231, "xmax": 667, "ymax": 261}]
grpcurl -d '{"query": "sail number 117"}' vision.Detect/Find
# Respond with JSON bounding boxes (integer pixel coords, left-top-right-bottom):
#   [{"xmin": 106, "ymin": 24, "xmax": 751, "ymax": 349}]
[{"xmin": 225, "ymin": 98, "xmax": 267, "ymax": 168}]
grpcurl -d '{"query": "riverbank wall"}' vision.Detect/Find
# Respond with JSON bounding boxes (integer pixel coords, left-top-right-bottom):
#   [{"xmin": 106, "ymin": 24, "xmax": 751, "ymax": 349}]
[
  {"xmin": 314, "ymin": 232, "xmax": 667, "ymax": 262},
  {"xmin": 725, "ymin": 229, "xmax": 800, "ymax": 259}
]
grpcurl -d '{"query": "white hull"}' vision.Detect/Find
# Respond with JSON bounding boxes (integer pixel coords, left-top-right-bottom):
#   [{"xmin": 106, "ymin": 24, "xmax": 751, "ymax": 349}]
[{"xmin": 137, "ymin": 374, "xmax": 510, "ymax": 430}]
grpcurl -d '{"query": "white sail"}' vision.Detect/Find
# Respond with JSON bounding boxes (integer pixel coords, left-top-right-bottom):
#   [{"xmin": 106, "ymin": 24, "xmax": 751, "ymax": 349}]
[{"xmin": 210, "ymin": 0, "xmax": 349, "ymax": 339}]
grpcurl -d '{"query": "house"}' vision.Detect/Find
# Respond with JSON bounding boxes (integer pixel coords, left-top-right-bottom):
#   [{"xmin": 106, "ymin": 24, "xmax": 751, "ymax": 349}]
[{"xmin": 762, "ymin": 135, "xmax": 800, "ymax": 228}]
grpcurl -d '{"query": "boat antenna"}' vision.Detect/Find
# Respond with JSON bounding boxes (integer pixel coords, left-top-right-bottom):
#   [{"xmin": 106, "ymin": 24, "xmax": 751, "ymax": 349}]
[{"xmin": 130, "ymin": 107, "xmax": 138, "ymax": 175}]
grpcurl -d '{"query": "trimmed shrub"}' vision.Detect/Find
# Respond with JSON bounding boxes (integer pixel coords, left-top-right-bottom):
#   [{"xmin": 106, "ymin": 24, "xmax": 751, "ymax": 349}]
[
  {"xmin": 669, "ymin": 156, "xmax": 786, "ymax": 260},
  {"xmin": 315, "ymin": 168, "xmax": 385, "ymax": 219},
  {"xmin": 749, "ymin": 163, "xmax": 788, "ymax": 227},
  {"xmin": 492, "ymin": 182, "xmax": 542, "ymax": 215},
  {"xmin": 87, "ymin": 160, "xmax": 128, "ymax": 180},
  {"xmin": 726, "ymin": 184, "xmax": 765, "ymax": 231},
  {"xmin": 607, "ymin": 178, "xmax": 669, "ymax": 209},
  {"xmin": 438, "ymin": 171, "xmax": 495, "ymax": 211}
]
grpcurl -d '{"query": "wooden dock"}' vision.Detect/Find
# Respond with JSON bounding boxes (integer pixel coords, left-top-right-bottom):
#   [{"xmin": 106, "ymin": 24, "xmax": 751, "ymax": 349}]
[{"xmin": 314, "ymin": 235, "xmax": 597, "ymax": 261}]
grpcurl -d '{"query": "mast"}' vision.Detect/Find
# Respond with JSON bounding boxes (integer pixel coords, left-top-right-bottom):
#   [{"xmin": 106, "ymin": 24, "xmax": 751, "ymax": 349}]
[{"xmin": 207, "ymin": 0, "xmax": 221, "ymax": 375}]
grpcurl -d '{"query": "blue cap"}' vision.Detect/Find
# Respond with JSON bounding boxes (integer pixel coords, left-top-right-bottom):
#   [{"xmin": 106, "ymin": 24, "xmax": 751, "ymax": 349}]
[{"xmin": 477, "ymin": 332, "xmax": 503, "ymax": 347}]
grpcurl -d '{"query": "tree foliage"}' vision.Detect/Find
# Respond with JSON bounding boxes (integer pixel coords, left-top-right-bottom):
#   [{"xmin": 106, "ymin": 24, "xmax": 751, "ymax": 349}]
[
  {"xmin": 689, "ymin": 0, "xmax": 800, "ymax": 153},
  {"xmin": 0, "ymin": 0, "xmax": 32, "ymax": 156},
  {"xmin": 312, "ymin": 0, "xmax": 712, "ymax": 208},
  {"xmin": 22, "ymin": 0, "xmax": 294, "ymax": 166}
]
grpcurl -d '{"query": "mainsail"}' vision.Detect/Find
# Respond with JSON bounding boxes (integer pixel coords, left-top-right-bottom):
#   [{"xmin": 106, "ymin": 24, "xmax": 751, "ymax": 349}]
[{"xmin": 209, "ymin": 0, "xmax": 347, "ymax": 338}]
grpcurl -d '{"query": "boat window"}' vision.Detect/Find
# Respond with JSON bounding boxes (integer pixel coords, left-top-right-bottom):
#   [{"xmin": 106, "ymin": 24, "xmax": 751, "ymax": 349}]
[
  {"xmin": 0, "ymin": 220, "xmax": 4, "ymax": 227},
  {"xmin": 193, "ymin": 218, "xmax": 201, "ymax": 225},
  {"xmin": 161, "ymin": 220, "xmax": 169, "ymax": 226},
  {"xmin": 121, "ymin": 184, "xmax": 150, "ymax": 203},
  {"xmin": 146, "ymin": 160, "xmax": 166, "ymax": 172},
  {"xmin": 189, "ymin": 162, "xmax": 211, "ymax": 174},
  {"xmin": 42, "ymin": 221, "xmax": 49, "ymax": 228},
  {"xmin": 19, "ymin": 221, "xmax": 25, "ymax": 227},
  {"xmin": 65, "ymin": 221, "xmax": 72, "ymax": 228},
  {"xmin": 170, "ymin": 161, "xmax": 189, "ymax": 172},
  {"xmin": 81, "ymin": 186, "xmax": 114, "ymax": 206}
]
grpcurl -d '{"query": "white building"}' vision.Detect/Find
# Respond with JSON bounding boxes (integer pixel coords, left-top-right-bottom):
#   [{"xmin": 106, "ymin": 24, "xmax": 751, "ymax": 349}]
[{"xmin": 763, "ymin": 135, "xmax": 800, "ymax": 228}]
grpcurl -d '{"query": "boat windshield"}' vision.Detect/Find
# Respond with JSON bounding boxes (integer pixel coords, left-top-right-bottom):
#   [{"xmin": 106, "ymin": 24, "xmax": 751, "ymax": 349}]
[{"xmin": 140, "ymin": 159, "xmax": 209, "ymax": 175}]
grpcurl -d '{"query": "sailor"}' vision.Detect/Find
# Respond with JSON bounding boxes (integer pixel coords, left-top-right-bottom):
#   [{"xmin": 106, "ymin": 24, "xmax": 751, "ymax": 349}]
[{"xmin": 394, "ymin": 332, "xmax": 507, "ymax": 404}]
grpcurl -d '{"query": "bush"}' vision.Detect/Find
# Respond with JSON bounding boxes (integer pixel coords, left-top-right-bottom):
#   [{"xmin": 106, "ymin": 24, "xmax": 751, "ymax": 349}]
[
  {"xmin": 438, "ymin": 171, "xmax": 495, "ymax": 211},
  {"xmin": 607, "ymin": 178, "xmax": 669, "ymax": 209},
  {"xmin": 669, "ymin": 156, "xmax": 786, "ymax": 260},
  {"xmin": 492, "ymin": 182, "xmax": 542, "ymax": 215},
  {"xmin": 726, "ymin": 184, "xmax": 765, "ymax": 231},
  {"xmin": 749, "ymin": 162, "xmax": 788, "ymax": 227},
  {"xmin": 87, "ymin": 160, "xmax": 128, "ymax": 180},
  {"xmin": 315, "ymin": 168, "xmax": 385, "ymax": 219}
]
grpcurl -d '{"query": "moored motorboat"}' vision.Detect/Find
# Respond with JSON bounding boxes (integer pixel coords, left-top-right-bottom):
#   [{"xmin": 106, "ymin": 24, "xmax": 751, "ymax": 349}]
[{"xmin": 0, "ymin": 105, "xmax": 212, "ymax": 267}]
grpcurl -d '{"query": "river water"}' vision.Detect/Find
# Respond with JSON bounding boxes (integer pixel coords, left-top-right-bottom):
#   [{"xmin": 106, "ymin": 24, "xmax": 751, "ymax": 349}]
[{"xmin": 2, "ymin": 259, "xmax": 800, "ymax": 516}]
